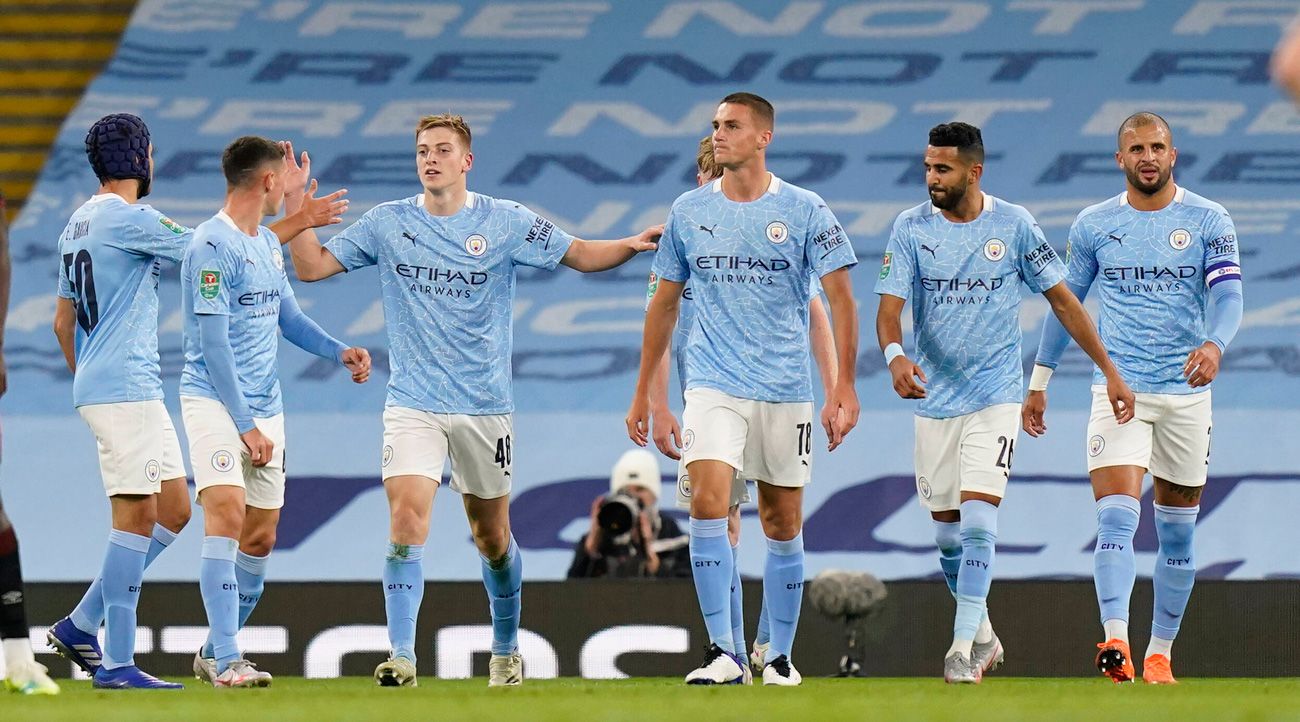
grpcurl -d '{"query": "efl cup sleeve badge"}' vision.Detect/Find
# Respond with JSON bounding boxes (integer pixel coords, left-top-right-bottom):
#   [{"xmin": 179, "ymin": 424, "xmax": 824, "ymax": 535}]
[
  {"xmin": 199, "ymin": 269, "xmax": 221, "ymax": 299},
  {"xmin": 983, "ymin": 238, "xmax": 1006, "ymax": 262},
  {"xmin": 880, "ymin": 252, "xmax": 893, "ymax": 280},
  {"xmin": 159, "ymin": 216, "xmax": 185, "ymax": 234},
  {"xmin": 765, "ymin": 220, "xmax": 789, "ymax": 244},
  {"xmin": 465, "ymin": 234, "xmax": 488, "ymax": 257},
  {"xmin": 1169, "ymin": 229, "xmax": 1192, "ymax": 251}
]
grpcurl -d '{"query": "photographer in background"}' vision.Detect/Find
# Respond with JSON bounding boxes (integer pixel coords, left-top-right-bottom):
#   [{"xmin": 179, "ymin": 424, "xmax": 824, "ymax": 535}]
[{"xmin": 567, "ymin": 449, "xmax": 689, "ymax": 578}]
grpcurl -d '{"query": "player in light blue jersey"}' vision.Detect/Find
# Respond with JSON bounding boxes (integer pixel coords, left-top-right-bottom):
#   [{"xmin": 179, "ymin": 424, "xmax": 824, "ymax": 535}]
[
  {"xmin": 179, "ymin": 137, "xmax": 369, "ymax": 689},
  {"xmin": 874, "ymin": 122, "xmax": 1134, "ymax": 684},
  {"xmin": 644, "ymin": 136, "xmax": 838, "ymax": 681},
  {"xmin": 46, "ymin": 116, "xmax": 345, "ymax": 688},
  {"xmin": 1025, "ymin": 113, "xmax": 1244, "ymax": 685},
  {"xmin": 285, "ymin": 113, "xmax": 661, "ymax": 688},
  {"xmin": 629, "ymin": 93, "xmax": 860, "ymax": 687}
]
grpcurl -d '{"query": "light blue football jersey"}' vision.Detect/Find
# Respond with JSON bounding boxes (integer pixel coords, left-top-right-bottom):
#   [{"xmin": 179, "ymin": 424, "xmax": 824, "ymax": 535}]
[
  {"xmin": 179, "ymin": 213, "xmax": 292, "ymax": 417},
  {"xmin": 651, "ymin": 176, "xmax": 856, "ymax": 403},
  {"xmin": 55, "ymin": 193, "xmax": 192, "ymax": 407},
  {"xmin": 1058, "ymin": 186, "xmax": 1240, "ymax": 394},
  {"xmin": 874, "ymin": 193, "xmax": 1067, "ymax": 419},
  {"xmin": 323, "ymin": 193, "xmax": 574, "ymax": 415},
  {"xmin": 646, "ymin": 273, "xmax": 826, "ymax": 401}
]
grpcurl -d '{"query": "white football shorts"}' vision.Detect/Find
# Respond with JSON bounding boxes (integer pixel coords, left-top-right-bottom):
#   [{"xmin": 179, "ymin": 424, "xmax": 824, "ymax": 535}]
[
  {"xmin": 381, "ymin": 406, "xmax": 513, "ymax": 500},
  {"xmin": 1086, "ymin": 386, "xmax": 1212, "ymax": 487},
  {"xmin": 78, "ymin": 399, "xmax": 184, "ymax": 497},
  {"xmin": 681, "ymin": 387, "xmax": 813, "ymax": 489},
  {"xmin": 913, "ymin": 403, "xmax": 1021, "ymax": 512},
  {"xmin": 181, "ymin": 395, "xmax": 286, "ymax": 510}
]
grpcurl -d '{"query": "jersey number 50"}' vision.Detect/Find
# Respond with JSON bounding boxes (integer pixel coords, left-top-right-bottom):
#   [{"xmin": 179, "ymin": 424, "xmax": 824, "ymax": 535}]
[{"xmin": 61, "ymin": 250, "xmax": 99, "ymax": 333}]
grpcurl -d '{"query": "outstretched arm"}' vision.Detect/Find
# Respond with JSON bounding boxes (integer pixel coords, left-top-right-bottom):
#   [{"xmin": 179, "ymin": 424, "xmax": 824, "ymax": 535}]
[
  {"xmin": 560, "ymin": 225, "xmax": 662, "ymax": 273},
  {"xmin": 1042, "ymin": 282, "xmax": 1134, "ymax": 424},
  {"xmin": 278, "ymin": 294, "xmax": 370, "ymax": 382}
]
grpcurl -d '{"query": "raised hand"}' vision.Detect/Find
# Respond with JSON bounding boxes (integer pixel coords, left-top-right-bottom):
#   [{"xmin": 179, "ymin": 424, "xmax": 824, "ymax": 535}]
[{"xmin": 299, "ymin": 178, "xmax": 349, "ymax": 229}]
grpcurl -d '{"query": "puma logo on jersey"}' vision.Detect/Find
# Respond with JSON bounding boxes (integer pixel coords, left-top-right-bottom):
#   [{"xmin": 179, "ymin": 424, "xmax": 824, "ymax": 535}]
[
  {"xmin": 403, "ymin": 231, "xmax": 417, "ymax": 244},
  {"xmin": 698, "ymin": 224, "xmax": 717, "ymax": 237},
  {"xmin": 1107, "ymin": 232, "xmax": 1126, "ymax": 245},
  {"xmin": 921, "ymin": 243, "xmax": 940, "ymax": 258}
]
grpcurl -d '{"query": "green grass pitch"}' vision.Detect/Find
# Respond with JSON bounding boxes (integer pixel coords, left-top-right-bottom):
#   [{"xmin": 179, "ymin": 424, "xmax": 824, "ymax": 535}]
[{"xmin": 6, "ymin": 678, "xmax": 1300, "ymax": 722}]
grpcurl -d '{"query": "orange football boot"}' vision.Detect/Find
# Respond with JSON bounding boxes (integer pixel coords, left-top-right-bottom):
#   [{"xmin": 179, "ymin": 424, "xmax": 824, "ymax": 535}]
[
  {"xmin": 1095, "ymin": 639, "xmax": 1135, "ymax": 683},
  {"xmin": 1143, "ymin": 654, "xmax": 1178, "ymax": 684}
]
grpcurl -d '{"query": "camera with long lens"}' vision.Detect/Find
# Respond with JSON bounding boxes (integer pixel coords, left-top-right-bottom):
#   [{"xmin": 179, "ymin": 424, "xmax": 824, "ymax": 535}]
[{"xmin": 596, "ymin": 490, "xmax": 644, "ymax": 538}]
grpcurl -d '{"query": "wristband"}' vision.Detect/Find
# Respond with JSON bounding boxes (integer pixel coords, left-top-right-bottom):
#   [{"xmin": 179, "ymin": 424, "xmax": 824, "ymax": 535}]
[
  {"xmin": 883, "ymin": 342, "xmax": 905, "ymax": 366},
  {"xmin": 1028, "ymin": 364, "xmax": 1054, "ymax": 392}
]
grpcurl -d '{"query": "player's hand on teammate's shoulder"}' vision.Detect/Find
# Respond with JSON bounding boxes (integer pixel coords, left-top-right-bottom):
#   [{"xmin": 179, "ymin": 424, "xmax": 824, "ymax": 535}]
[
  {"xmin": 1022, "ymin": 390, "xmax": 1048, "ymax": 437},
  {"xmin": 1183, "ymin": 341, "xmax": 1222, "ymax": 389},
  {"xmin": 888, "ymin": 355, "xmax": 927, "ymax": 400},
  {"xmin": 241, "ymin": 427, "xmax": 274, "ymax": 468},
  {"xmin": 651, "ymin": 407, "xmax": 683, "ymax": 460},
  {"xmin": 629, "ymin": 224, "xmax": 664, "ymax": 252},
  {"xmin": 1105, "ymin": 374, "xmax": 1135, "ymax": 425},
  {"xmin": 341, "ymin": 347, "xmax": 371, "ymax": 384}
]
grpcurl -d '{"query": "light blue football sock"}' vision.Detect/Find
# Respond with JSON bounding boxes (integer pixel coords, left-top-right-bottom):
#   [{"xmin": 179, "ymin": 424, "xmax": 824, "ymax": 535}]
[
  {"xmin": 71, "ymin": 523, "xmax": 177, "ymax": 635},
  {"xmin": 935, "ymin": 519, "xmax": 993, "ymax": 638},
  {"xmin": 481, "ymin": 536, "xmax": 522, "ymax": 657},
  {"xmin": 1152, "ymin": 504, "xmax": 1199, "ymax": 642},
  {"xmin": 934, "ymin": 520, "xmax": 963, "ymax": 596},
  {"xmin": 200, "ymin": 536, "xmax": 240, "ymax": 672},
  {"xmin": 203, "ymin": 550, "xmax": 269, "ymax": 659},
  {"xmin": 100, "ymin": 529, "xmax": 150, "ymax": 670},
  {"xmin": 1094, "ymin": 495, "xmax": 1140, "ymax": 630},
  {"xmin": 689, "ymin": 517, "xmax": 734, "ymax": 654},
  {"xmin": 383, "ymin": 542, "xmax": 424, "ymax": 663},
  {"xmin": 729, "ymin": 543, "xmax": 745, "ymax": 653},
  {"xmin": 763, "ymin": 533, "xmax": 804, "ymax": 663},
  {"xmin": 953, "ymin": 501, "xmax": 998, "ymax": 647},
  {"xmin": 755, "ymin": 601, "xmax": 770, "ymax": 647}
]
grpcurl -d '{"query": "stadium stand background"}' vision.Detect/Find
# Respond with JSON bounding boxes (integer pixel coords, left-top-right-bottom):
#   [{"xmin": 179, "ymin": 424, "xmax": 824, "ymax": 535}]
[{"xmin": 3, "ymin": 0, "xmax": 1299, "ymax": 598}]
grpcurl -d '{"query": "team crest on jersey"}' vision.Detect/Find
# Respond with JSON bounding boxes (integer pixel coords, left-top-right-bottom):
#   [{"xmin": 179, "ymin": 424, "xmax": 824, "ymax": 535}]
[
  {"xmin": 212, "ymin": 449, "xmax": 235, "ymax": 472},
  {"xmin": 983, "ymin": 238, "xmax": 1006, "ymax": 262},
  {"xmin": 271, "ymin": 249, "xmax": 285, "ymax": 271},
  {"xmin": 677, "ymin": 472, "xmax": 692, "ymax": 500},
  {"xmin": 465, "ymin": 234, "xmax": 488, "ymax": 256},
  {"xmin": 145, "ymin": 459, "xmax": 161, "ymax": 483},
  {"xmin": 1088, "ymin": 435, "xmax": 1106, "ymax": 457},
  {"xmin": 199, "ymin": 269, "xmax": 221, "ymax": 299},
  {"xmin": 880, "ymin": 252, "xmax": 893, "ymax": 279},
  {"xmin": 1169, "ymin": 228, "xmax": 1192, "ymax": 250},
  {"xmin": 382, "ymin": 445, "xmax": 393, "ymax": 468},
  {"xmin": 683, "ymin": 428, "xmax": 695, "ymax": 452},
  {"xmin": 159, "ymin": 216, "xmax": 185, "ymax": 234},
  {"xmin": 765, "ymin": 221, "xmax": 789, "ymax": 244}
]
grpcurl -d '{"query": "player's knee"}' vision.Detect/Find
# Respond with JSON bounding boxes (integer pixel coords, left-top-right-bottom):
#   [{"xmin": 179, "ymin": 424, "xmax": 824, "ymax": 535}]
[
  {"xmin": 473, "ymin": 526, "xmax": 510, "ymax": 559},
  {"xmin": 241, "ymin": 530, "xmax": 276, "ymax": 557},
  {"xmin": 390, "ymin": 505, "xmax": 429, "ymax": 543},
  {"xmin": 758, "ymin": 504, "xmax": 800, "ymax": 541},
  {"xmin": 159, "ymin": 501, "xmax": 192, "ymax": 534}
]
